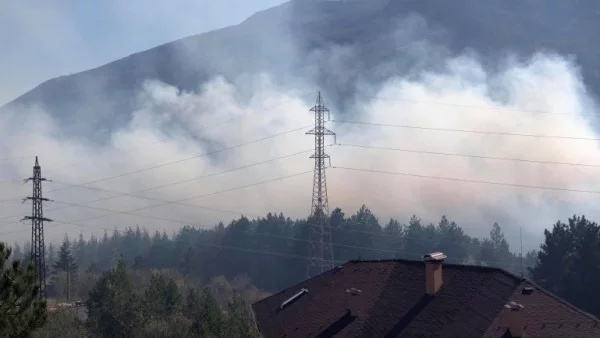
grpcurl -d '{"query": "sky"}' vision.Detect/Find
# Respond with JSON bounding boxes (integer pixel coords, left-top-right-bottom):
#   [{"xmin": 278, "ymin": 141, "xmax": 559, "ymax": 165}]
[{"xmin": 0, "ymin": 0, "xmax": 286, "ymax": 105}]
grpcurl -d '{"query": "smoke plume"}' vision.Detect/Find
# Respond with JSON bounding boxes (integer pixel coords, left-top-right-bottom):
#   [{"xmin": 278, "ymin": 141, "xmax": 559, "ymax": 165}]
[{"xmin": 1, "ymin": 7, "xmax": 599, "ymax": 253}]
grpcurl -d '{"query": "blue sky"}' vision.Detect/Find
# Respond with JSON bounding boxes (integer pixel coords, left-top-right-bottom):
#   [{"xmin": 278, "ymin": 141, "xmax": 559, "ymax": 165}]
[{"xmin": 0, "ymin": 0, "xmax": 286, "ymax": 105}]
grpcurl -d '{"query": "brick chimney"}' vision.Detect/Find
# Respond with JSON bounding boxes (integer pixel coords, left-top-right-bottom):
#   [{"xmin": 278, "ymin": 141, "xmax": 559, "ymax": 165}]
[
  {"xmin": 503, "ymin": 302, "xmax": 525, "ymax": 337},
  {"xmin": 423, "ymin": 252, "xmax": 446, "ymax": 295}
]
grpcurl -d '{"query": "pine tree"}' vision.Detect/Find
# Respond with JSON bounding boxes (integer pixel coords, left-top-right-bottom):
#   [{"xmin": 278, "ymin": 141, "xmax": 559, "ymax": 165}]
[
  {"xmin": 183, "ymin": 287, "xmax": 200, "ymax": 316},
  {"xmin": 51, "ymin": 237, "xmax": 78, "ymax": 301},
  {"xmin": 188, "ymin": 288, "xmax": 227, "ymax": 338},
  {"xmin": 0, "ymin": 242, "xmax": 47, "ymax": 337},
  {"xmin": 11, "ymin": 243, "xmax": 23, "ymax": 262},
  {"xmin": 87, "ymin": 259, "xmax": 143, "ymax": 337},
  {"xmin": 143, "ymin": 272, "xmax": 182, "ymax": 319},
  {"xmin": 530, "ymin": 215, "xmax": 600, "ymax": 317},
  {"xmin": 226, "ymin": 292, "xmax": 260, "ymax": 338},
  {"xmin": 46, "ymin": 243, "xmax": 56, "ymax": 275},
  {"xmin": 73, "ymin": 234, "xmax": 87, "ymax": 269}
]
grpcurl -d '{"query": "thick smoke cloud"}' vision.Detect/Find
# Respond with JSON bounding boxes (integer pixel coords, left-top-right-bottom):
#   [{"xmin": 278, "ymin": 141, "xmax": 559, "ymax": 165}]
[
  {"xmin": 3, "ymin": 3, "xmax": 600, "ymax": 254},
  {"xmin": 1, "ymin": 50, "xmax": 599, "ymax": 252}
]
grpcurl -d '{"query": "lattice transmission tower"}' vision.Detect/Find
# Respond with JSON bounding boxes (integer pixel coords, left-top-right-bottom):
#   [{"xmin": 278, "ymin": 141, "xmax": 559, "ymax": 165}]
[
  {"xmin": 306, "ymin": 92, "xmax": 336, "ymax": 278},
  {"xmin": 22, "ymin": 156, "xmax": 53, "ymax": 299}
]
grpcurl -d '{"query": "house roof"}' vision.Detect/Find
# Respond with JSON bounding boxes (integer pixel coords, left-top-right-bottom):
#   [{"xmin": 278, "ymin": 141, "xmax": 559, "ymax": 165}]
[{"xmin": 252, "ymin": 259, "xmax": 600, "ymax": 338}]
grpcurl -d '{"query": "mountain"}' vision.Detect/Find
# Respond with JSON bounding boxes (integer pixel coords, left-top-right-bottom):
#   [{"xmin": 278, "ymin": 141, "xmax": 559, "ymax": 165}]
[{"xmin": 3, "ymin": 0, "xmax": 600, "ymax": 138}]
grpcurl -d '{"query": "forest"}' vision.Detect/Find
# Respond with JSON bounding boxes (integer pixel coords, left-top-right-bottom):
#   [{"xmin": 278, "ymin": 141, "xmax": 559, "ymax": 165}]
[{"xmin": 2, "ymin": 205, "xmax": 599, "ymax": 337}]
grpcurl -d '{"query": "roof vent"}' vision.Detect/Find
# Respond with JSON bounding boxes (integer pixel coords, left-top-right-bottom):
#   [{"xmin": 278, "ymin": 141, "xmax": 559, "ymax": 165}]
[
  {"xmin": 521, "ymin": 286, "xmax": 534, "ymax": 295},
  {"xmin": 423, "ymin": 252, "xmax": 446, "ymax": 295},
  {"xmin": 279, "ymin": 288, "xmax": 308, "ymax": 310},
  {"xmin": 346, "ymin": 287, "xmax": 362, "ymax": 295},
  {"xmin": 505, "ymin": 301, "xmax": 524, "ymax": 311}
]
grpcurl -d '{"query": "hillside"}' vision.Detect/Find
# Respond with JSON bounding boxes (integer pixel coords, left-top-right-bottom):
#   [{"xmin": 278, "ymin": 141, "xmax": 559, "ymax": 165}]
[{"xmin": 3, "ymin": 0, "xmax": 600, "ymax": 137}]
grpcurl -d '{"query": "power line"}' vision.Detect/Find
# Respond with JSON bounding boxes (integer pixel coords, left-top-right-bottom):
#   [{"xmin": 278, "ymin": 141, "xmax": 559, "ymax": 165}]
[
  {"xmin": 34, "ymin": 91, "xmax": 318, "ymax": 175},
  {"xmin": 6, "ymin": 170, "xmax": 313, "ymax": 234},
  {"xmin": 4, "ymin": 142, "xmax": 594, "ymax": 234},
  {"xmin": 0, "ymin": 91, "xmax": 316, "ymax": 171},
  {"xmin": 0, "ymin": 155, "xmax": 36, "ymax": 161},
  {"xmin": 4, "ymin": 141, "xmax": 594, "ymax": 237},
  {"xmin": 48, "ymin": 124, "xmax": 311, "ymax": 192},
  {"xmin": 1, "ymin": 169, "xmax": 312, "ymax": 232},
  {"xmin": 57, "ymin": 217, "xmax": 341, "ymax": 265},
  {"xmin": 0, "ymin": 185, "xmax": 502, "ymax": 251},
  {"xmin": 0, "ymin": 212, "xmax": 480, "ymax": 260},
  {"xmin": 337, "ymin": 143, "xmax": 600, "ymax": 168},
  {"xmin": 55, "ymin": 148, "xmax": 317, "ymax": 200},
  {"xmin": 332, "ymin": 166, "xmax": 600, "ymax": 195},
  {"xmin": 0, "ymin": 199, "xmax": 500, "ymax": 255},
  {"xmin": 1, "ymin": 191, "xmax": 530, "ymax": 272},
  {"xmin": 0, "ymin": 160, "xmax": 497, "ymax": 249},
  {"xmin": 332, "ymin": 120, "xmax": 600, "ymax": 141},
  {"xmin": 0, "ymin": 123, "xmax": 313, "ymax": 204},
  {"xmin": 36, "ymin": 216, "xmax": 515, "ymax": 267},
  {"xmin": 368, "ymin": 96, "xmax": 600, "ymax": 118},
  {"xmin": 0, "ymin": 147, "xmax": 322, "ymax": 224}
]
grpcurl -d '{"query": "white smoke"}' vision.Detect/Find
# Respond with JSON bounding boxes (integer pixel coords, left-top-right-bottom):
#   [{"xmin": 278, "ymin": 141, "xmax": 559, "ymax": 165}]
[{"xmin": 1, "ymin": 50, "xmax": 599, "ymax": 252}]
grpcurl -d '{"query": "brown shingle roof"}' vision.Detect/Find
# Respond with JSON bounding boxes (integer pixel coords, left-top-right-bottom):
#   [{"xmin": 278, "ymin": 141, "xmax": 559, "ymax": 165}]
[{"xmin": 252, "ymin": 259, "xmax": 600, "ymax": 338}]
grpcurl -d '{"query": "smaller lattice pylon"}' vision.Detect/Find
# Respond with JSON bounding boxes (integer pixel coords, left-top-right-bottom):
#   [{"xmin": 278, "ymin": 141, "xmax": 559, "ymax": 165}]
[{"xmin": 21, "ymin": 156, "xmax": 53, "ymax": 300}]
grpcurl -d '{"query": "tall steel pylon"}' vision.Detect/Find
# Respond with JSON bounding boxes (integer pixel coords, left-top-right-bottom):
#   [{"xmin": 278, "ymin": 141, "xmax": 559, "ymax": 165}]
[
  {"xmin": 306, "ymin": 92, "xmax": 336, "ymax": 278},
  {"xmin": 22, "ymin": 156, "xmax": 52, "ymax": 300}
]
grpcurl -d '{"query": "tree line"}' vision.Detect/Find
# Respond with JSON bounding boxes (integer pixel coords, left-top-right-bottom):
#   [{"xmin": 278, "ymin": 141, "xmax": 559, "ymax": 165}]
[
  {"xmin": 2, "ymin": 206, "xmax": 600, "ymax": 336},
  {"xmin": 11, "ymin": 206, "xmax": 538, "ymax": 293}
]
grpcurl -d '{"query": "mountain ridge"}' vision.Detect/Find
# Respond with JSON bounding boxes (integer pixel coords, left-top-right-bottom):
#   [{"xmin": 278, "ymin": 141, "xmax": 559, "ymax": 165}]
[{"xmin": 3, "ymin": 0, "xmax": 600, "ymax": 137}]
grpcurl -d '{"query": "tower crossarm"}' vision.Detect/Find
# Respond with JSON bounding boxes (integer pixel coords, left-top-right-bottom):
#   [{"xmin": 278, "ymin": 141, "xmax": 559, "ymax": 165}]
[
  {"xmin": 24, "ymin": 196, "xmax": 52, "ymax": 202},
  {"xmin": 306, "ymin": 127, "xmax": 336, "ymax": 136},
  {"xmin": 22, "ymin": 216, "xmax": 53, "ymax": 222},
  {"xmin": 24, "ymin": 177, "xmax": 48, "ymax": 183}
]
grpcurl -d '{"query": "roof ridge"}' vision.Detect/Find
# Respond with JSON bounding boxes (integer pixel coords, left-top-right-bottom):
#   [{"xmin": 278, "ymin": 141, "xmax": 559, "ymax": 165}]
[
  {"xmin": 348, "ymin": 258, "xmax": 525, "ymax": 279},
  {"xmin": 521, "ymin": 280, "xmax": 600, "ymax": 323}
]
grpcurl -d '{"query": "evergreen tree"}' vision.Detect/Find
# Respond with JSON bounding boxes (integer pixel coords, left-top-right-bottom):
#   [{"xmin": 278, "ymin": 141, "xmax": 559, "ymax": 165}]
[
  {"xmin": 436, "ymin": 216, "xmax": 468, "ymax": 261},
  {"xmin": 52, "ymin": 237, "xmax": 78, "ymax": 274},
  {"xmin": 50, "ymin": 237, "xmax": 78, "ymax": 301},
  {"xmin": 192, "ymin": 288, "xmax": 227, "ymax": 338},
  {"xmin": 45, "ymin": 243, "xmax": 56, "ymax": 276},
  {"xmin": 404, "ymin": 215, "xmax": 427, "ymax": 258},
  {"xmin": 31, "ymin": 310, "xmax": 87, "ymax": 338},
  {"xmin": 184, "ymin": 287, "xmax": 202, "ymax": 319},
  {"xmin": 143, "ymin": 272, "xmax": 182, "ymax": 319},
  {"xmin": 87, "ymin": 260, "xmax": 144, "ymax": 337},
  {"xmin": 479, "ymin": 223, "xmax": 512, "ymax": 270},
  {"xmin": 0, "ymin": 243, "xmax": 47, "ymax": 337},
  {"xmin": 530, "ymin": 215, "xmax": 600, "ymax": 317},
  {"xmin": 36, "ymin": 207, "xmax": 546, "ymax": 295},
  {"xmin": 226, "ymin": 292, "xmax": 260, "ymax": 338},
  {"xmin": 11, "ymin": 243, "xmax": 23, "ymax": 263},
  {"xmin": 73, "ymin": 234, "xmax": 87, "ymax": 269}
]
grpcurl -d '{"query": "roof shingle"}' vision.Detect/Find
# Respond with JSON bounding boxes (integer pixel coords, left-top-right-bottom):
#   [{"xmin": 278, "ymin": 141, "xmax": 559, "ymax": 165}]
[{"xmin": 252, "ymin": 259, "xmax": 600, "ymax": 338}]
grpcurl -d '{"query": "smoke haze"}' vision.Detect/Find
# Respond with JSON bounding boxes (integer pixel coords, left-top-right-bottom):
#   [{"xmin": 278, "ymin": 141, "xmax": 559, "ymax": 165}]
[{"xmin": 2, "ymin": 3, "xmax": 600, "ymax": 253}]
